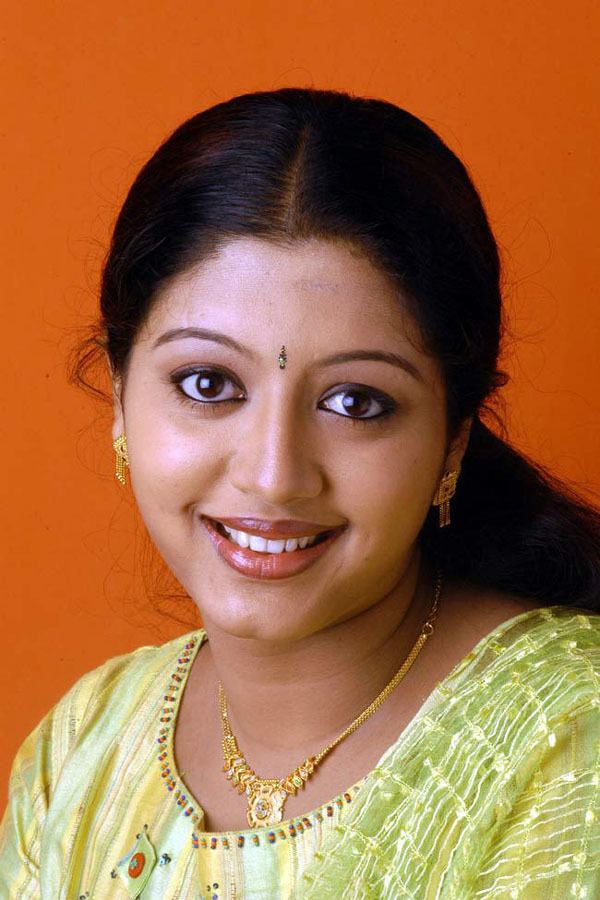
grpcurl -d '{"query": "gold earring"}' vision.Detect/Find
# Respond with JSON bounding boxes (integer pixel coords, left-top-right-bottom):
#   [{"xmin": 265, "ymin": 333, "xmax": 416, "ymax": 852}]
[
  {"xmin": 432, "ymin": 469, "xmax": 459, "ymax": 528},
  {"xmin": 278, "ymin": 346, "xmax": 287, "ymax": 369},
  {"xmin": 112, "ymin": 434, "xmax": 129, "ymax": 486}
]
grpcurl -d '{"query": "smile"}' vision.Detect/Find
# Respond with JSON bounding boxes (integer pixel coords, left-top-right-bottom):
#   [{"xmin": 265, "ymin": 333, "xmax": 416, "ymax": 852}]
[
  {"xmin": 216, "ymin": 521, "xmax": 331, "ymax": 553},
  {"xmin": 201, "ymin": 517, "xmax": 346, "ymax": 580}
]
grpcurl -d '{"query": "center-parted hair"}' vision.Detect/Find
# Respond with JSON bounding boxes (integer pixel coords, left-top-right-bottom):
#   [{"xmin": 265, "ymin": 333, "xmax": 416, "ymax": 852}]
[{"xmin": 71, "ymin": 87, "xmax": 600, "ymax": 610}]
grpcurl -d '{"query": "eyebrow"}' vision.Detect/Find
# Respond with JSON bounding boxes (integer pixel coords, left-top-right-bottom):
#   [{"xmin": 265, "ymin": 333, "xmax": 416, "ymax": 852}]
[{"xmin": 152, "ymin": 327, "xmax": 423, "ymax": 382}]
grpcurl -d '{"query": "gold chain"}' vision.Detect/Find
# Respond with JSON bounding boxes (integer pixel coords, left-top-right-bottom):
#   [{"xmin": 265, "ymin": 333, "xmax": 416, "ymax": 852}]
[{"xmin": 219, "ymin": 567, "xmax": 443, "ymax": 828}]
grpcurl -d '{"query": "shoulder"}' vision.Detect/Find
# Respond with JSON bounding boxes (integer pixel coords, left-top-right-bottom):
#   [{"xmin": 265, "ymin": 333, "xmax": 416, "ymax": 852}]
[
  {"xmin": 439, "ymin": 592, "xmax": 600, "ymax": 731},
  {"xmin": 55, "ymin": 627, "xmax": 205, "ymax": 735},
  {"xmin": 491, "ymin": 602, "xmax": 600, "ymax": 706},
  {"xmin": 427, "ymin": 579, "xmax": 600, "ymax": 731},
  {"xmin": 473, "ymin": 594, "xmax": 600, "ymax": 671},
  {"xmin": 9, "ymin": 627, "xmax": 206, "ymax": 796},
  {"xmin": 0, "ymin": 630, "xmax": 203, "ymax": 883},
  {"xmin": 438, "ymin": 579, "xmax": 600, "ymax": 668}
]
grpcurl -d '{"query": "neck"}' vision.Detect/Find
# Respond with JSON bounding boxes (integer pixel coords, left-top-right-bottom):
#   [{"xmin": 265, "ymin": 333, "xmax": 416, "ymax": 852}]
[{"xmin": 197, "ymin": 549, "xmax": 439, "ymax": 765}]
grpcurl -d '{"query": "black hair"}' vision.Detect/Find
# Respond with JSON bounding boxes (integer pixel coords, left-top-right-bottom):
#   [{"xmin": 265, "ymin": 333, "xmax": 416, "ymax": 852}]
[{"xmin": 71, "ymin": 86, "xmax": 600, "ymax": 612}]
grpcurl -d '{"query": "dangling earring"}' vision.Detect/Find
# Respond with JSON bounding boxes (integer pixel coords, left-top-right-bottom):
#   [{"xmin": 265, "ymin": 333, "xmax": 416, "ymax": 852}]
[
  {"xmin": 112, "ymin": 434, "xmax": 129, "ymax": 486},
  {"xmin": 432, "ymin": 469, "xmax": 459, "ymax": 528}
]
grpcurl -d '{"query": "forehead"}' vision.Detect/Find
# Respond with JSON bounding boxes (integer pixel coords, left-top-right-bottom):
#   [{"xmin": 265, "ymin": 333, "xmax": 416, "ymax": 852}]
[{"xmin": 137, "ymin": 236, "xmax": 434, "ymax": 371}]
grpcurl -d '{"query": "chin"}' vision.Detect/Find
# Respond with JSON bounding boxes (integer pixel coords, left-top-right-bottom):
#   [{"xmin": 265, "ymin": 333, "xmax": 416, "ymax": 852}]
[{"xmin": 202, "ymin": 597, "xmax": 321, "ymax": 643}]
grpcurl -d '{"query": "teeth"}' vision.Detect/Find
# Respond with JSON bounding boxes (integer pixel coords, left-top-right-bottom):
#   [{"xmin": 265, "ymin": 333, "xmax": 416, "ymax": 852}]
[
  {"xmin": 220, "ymin": 524, "xmax": 321, "ymax": 553},
  {"xmin": 249, "ymin": 534, "xmax": 268, "ymax": 552},
  {"xmin": 234, "ymin": 529, "xmax": 249, "ymax": 548}
]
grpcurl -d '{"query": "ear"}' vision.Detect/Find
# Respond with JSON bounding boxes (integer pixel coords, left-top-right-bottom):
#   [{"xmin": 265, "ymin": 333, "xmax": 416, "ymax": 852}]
[
  {"xmin": 444, "ymin": 415, "xmax": 474, "ymax": 474},
  {"xmin": 106, "ymin": 352, "xmax": 125, "ymax": 442}
]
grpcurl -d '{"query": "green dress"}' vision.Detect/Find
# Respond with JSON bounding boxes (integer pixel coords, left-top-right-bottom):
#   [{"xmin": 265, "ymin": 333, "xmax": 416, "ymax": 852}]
[{"xmin": 1, "ymin": 604, "xmax": 599, "ymax": 898}]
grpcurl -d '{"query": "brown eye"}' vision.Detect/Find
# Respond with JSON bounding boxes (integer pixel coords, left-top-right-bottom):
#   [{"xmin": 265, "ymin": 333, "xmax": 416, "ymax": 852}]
[
  {"xmin": 176, "ymin": 369, "xmax": 243, "ymax": 403},
  {"xmin": 320, "ymin": 386, "xmax": 392, "ymax": 420}
]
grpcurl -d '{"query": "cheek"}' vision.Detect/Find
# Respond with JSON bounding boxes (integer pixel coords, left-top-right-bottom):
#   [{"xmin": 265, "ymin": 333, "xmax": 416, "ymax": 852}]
[
  {"xmin": 351, "ymin": 431, "xmax": 444, "ymax": 534},
  {"xmin": 126, "ymin": 415, "xmax": 217, "ymax": 513}
]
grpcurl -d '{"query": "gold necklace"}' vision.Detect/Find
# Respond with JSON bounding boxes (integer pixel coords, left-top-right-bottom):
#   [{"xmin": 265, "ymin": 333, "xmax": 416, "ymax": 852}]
[{"xmin": 218, "ymin": 568, "xmax": 443, "ymax": 828}]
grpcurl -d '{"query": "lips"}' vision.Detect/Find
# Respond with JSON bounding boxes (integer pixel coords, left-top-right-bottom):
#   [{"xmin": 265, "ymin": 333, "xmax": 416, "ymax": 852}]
[
  {"xmin": 201, "ymin": 516, "xmax": 346, "ymax": 580},
  {"xmin": 211, "ymin": 519, "xmax": 333, "ymax": 547},
  {"xmin": 207, "ymin": 516, "xmax": 343, "ymax": 540}
]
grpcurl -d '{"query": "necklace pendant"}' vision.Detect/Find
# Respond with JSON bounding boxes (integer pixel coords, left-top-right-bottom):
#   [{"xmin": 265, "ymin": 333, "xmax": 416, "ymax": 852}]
[{"xmin": 246, "ymin": 780, "xmax": 288, "ymax": 828}]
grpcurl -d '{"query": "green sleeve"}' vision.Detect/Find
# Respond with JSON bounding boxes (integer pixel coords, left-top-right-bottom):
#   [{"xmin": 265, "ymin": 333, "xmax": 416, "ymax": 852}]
[
  {"xmin": 0, "ymin": 662, "xmax": 106, "ymax": 897},
  {"xmin": 0, "ymin": 716, "xmax": 48, "ymax": 897},
  {"xmin": 472, "ymin": 701, "xmax": 600, "ymax": 898}
]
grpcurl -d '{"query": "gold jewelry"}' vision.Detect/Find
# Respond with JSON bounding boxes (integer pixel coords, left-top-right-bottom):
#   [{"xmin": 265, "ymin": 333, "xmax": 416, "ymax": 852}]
[
  {"xmin": 278, "ymin": 345, "xmax": 287, "ymax": 369},
  {"xmin": 219, "ymin": 569, "xmax": 443, "ymax": 828},
  {"xmin": 112, "ymin": 434, "xmax": 129, "ymax": 486},
  {"xmin": 432, "ymin": 469, "xmax": 459, "ymax": 527}
]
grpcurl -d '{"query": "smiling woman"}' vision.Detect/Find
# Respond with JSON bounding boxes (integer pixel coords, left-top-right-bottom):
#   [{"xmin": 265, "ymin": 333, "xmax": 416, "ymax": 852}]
[
  {"xmin": 1, "ymin": 88, "xmax": 599, "ymax": 899},
  {"xmin": 113, "ymin": 236, "xmax": 454, "ymax": 630}
]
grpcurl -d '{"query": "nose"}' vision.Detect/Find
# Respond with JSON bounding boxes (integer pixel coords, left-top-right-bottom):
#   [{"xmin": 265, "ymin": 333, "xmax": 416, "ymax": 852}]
[{"xmin": 227, "ymin": 391, "xmax": 324, "ymax": 506}]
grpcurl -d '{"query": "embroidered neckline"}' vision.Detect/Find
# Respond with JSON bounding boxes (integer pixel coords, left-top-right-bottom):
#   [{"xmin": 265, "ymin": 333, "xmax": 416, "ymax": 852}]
[
  {"xmin": 157, "ymin": 608, "xmax": 575, "ymax": 849},
  {"xmin": 156, "ymin": 631, "xmax": 365, "ymax": 848}
]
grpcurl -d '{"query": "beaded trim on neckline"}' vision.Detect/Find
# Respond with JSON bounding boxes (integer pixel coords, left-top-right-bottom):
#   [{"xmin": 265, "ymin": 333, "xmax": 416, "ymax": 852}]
[
  {"xmin": 156, "ymin": 631, "xmax": 365, "ymax": 849},
  {"xmin": 156, "ymin": 607, "xmax": 575, "ymax": 850}
]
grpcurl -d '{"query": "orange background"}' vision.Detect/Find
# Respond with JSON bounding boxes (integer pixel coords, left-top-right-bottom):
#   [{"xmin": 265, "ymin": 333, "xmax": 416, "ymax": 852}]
[{"xmin": 1, "ymin": 1, "xmax": 599, "ymax": 809}]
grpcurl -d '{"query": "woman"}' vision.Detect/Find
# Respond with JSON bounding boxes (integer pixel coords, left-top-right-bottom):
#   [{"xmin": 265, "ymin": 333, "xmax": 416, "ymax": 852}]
[{"xmin": 1, "ymin": 87, "xmax": 599, "ymax": 899}]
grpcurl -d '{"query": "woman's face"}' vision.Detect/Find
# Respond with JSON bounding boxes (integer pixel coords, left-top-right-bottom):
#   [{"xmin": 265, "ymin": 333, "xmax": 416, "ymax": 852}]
[{"xmin": 113, "ymin": 237, "xmax": 471, "ymax": 641}]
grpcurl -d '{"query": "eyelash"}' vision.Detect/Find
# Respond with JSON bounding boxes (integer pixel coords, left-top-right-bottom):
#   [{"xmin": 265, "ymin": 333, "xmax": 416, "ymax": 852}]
[{"xmin": 169, "ymin": 366, "xmax": 397, "ymax": 428}]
